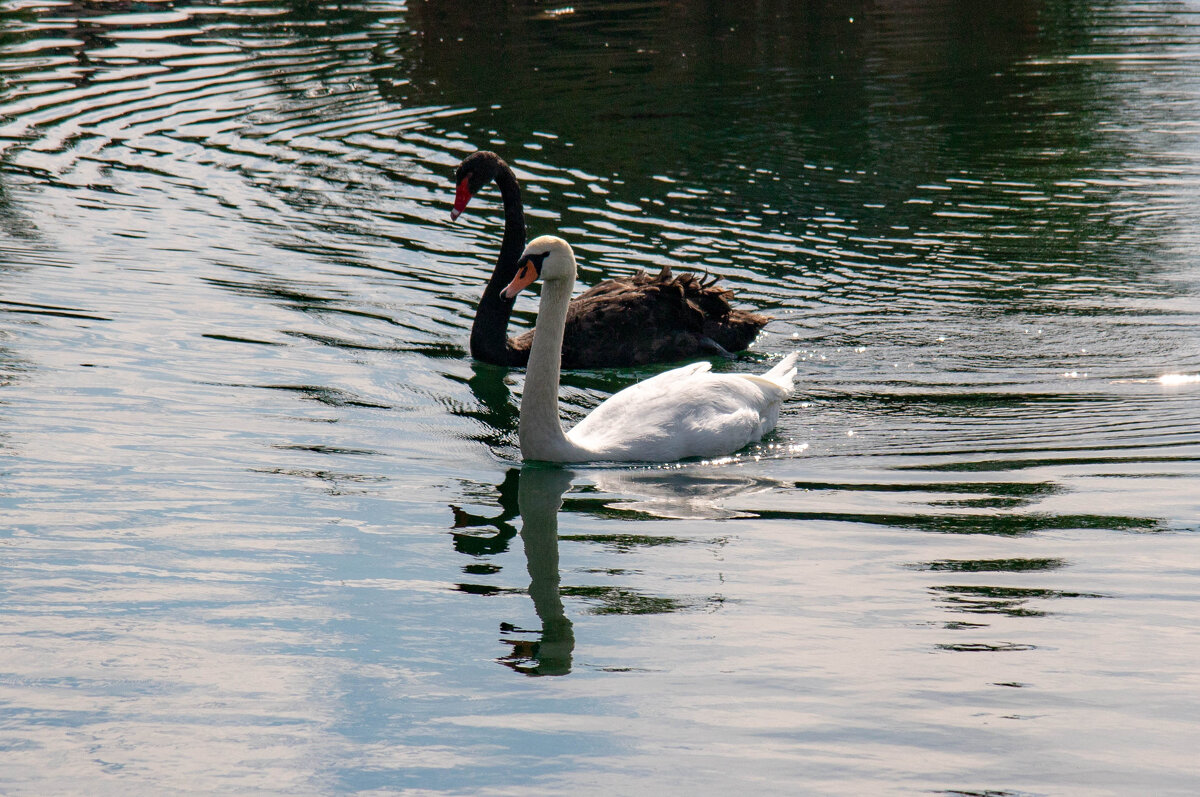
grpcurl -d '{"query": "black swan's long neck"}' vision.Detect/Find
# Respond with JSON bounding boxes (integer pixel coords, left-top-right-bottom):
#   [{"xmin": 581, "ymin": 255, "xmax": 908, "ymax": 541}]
[{"xmin": 470, "ymin": 162, "xmax": 525, "ymax": 365}]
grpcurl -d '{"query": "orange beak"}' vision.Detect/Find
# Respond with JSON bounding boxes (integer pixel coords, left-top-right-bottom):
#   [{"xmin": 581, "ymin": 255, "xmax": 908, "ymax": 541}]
[
  {"xmin": 450, "ymin": 178, "xmax": 472, "ymax": 221},
  {"xmin": 501, "ymin": 259, "xmax": 539, "ymax": 300}
]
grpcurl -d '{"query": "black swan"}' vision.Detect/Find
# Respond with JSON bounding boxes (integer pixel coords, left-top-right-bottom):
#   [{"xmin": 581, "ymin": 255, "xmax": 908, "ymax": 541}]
[{"xmin": 451, "ymin": 150, "xmax": 769, "ymax": 368}]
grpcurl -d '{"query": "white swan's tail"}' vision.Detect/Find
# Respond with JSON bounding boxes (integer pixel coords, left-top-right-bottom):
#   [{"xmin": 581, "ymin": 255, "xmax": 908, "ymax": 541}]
[{"xmin": 762, "ymin": 351, "xmax": 800, "ymax": 390}]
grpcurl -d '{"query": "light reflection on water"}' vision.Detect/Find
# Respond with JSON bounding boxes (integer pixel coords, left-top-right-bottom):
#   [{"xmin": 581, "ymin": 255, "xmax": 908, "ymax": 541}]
[{"xmin": 1, "ymin": 0, "xmax": 1199, "ymax": 794}]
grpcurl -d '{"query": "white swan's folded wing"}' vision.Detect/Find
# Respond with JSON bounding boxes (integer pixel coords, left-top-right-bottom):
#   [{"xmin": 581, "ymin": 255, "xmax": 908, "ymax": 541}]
[
  {"xmin": 623, "ymin": 360, "xmax": 712, "ymax": 391},
  {"xmin": 566, "ymin": 365, "xmax": 784, "ymax": 461}
]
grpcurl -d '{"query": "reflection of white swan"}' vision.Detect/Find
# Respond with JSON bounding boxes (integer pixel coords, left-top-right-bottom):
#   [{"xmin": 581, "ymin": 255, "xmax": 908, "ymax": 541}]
[
  {"xmin": 502, "ymin": 236, "xmax": 799, "ymax": 463},
  {"xmin": 588, "ymin": 469, "xmax": 783, "ymax": 520},
  {"xmin": 504, "ymin": 466, "xmax": 575, "ymax": 676}
]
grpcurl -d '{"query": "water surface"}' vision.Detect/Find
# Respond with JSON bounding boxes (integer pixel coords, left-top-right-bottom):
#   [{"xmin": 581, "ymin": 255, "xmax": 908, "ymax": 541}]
[{"xmin": 1, "ymin": 1, "xmax": 1198, "ymax": 794}]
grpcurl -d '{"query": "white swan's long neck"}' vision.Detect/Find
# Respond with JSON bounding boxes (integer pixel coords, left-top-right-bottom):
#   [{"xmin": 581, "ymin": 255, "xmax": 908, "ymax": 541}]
[{"xmin": 519, "ymin": 276, "xmax": 590, "ymax": 462}]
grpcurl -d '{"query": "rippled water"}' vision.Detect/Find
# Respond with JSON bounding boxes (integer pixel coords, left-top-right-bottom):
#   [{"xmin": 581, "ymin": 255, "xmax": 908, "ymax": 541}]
[{"xmin": 2, "ymin": 1, "xmax": 1199, "ymax": 794}]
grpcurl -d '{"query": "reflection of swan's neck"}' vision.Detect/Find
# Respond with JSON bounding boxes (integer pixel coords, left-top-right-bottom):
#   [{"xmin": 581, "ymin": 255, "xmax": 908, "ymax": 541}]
[
  {"xmin": 470, "ymin": 162, "xmax": 525, "ymax": 365},
  {"xmin": 518, "ymin": 469, "xmax": 574, "ymax": 670},
  {"xmin": 520, "ymin": 277, "xmax": 590, "ymax": 462}
]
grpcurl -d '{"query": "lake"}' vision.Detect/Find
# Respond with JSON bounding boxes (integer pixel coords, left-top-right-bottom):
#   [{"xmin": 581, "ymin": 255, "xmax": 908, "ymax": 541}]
[{"xmin": 1, "ymin": 1, "xmax": 1198, "ymax": 794}]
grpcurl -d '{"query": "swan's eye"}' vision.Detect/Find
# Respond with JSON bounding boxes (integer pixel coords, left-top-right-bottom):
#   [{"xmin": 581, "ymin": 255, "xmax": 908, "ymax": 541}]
[{"xmin": 527, "ymin": 251, "xmax": 550, "ymax": 273}]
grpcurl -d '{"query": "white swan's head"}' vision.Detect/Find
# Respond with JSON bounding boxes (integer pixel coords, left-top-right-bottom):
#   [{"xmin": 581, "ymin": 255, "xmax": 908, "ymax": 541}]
[{"xmin": 501, "ymin": 235, "xmax": 576, "ymax": 299}]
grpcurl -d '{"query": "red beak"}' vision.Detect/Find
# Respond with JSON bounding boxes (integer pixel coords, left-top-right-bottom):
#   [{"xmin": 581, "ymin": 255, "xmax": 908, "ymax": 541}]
[{"xmin": 451, "ymin": 178, "xmax": 472, "ymax": 221}]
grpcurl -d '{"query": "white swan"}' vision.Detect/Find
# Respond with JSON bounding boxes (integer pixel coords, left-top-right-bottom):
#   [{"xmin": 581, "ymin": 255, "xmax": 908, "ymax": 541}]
[{"xmin": 502, "ymin": 236, "xmax": 799, "ymax": 463}]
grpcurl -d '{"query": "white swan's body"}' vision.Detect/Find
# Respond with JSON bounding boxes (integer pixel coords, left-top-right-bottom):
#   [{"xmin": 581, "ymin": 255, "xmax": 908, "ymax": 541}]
[{"xmin": 505, "ymin": 236, "xmax": 799, "ymax": 463}]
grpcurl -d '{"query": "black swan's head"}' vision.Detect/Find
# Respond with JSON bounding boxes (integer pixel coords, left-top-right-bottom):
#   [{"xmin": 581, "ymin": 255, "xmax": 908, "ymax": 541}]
[{"xmin": 451, "ymin": 150, "xmax": 505, "ymax": 221}]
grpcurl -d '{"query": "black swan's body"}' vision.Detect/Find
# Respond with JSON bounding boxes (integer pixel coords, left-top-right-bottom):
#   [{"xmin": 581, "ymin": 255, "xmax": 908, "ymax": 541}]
[{"xmin": 451, "ymin": 151, "xmax": 769, "ymax": 368}]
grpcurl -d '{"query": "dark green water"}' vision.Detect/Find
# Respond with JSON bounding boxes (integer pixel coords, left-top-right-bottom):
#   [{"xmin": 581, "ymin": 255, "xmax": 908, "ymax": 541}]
[{"xmin": 1, "ymin": 1, "xmax": 1198, "ymax": 794}]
